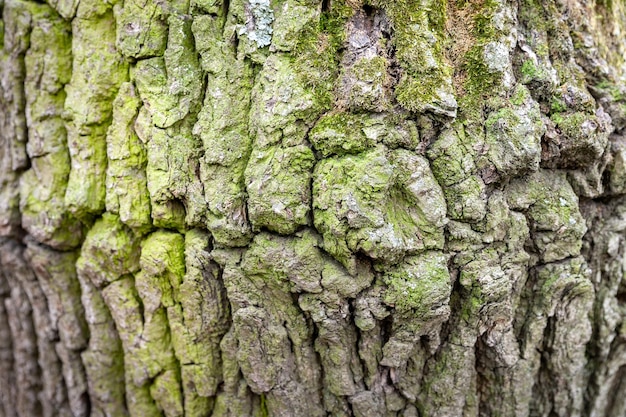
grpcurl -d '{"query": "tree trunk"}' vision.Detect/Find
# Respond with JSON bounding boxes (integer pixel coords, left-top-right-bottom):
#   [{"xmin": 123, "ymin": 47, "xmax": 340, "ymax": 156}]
[{"xmin": 1, "ymin": 0, "xmax": 626, "ymax": 416}]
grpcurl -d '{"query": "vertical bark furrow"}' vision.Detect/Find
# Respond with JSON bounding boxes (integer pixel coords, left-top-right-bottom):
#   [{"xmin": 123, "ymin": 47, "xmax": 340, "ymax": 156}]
[
  {"xmin": 0, "ymin": 272, "xmax": 17, "ymax": 417},
  {"xmin": 131, "ymin": 0, "xmax": 206, "ymax": 231},
  {"xmin": 106, "ymin": 82, "xmax": 152, "ymax": 233},
  {"xmin": 1, "ymin": 239, "xmax": 73, "ymax": 417},
  {"xmin": 0, "ymin": 0, "xmax": 31, "ymax": 238},
  {"xmin": 77, "ymin": 262, "xmax": 128, "ymax": 417},
  {"xmin": 102, "ymin": 277, "xmax": 162, "ymax": 417},
  {"xmin": 1, "ymin": 242, "xmax": 42, "ymax": 417},
  {"xmin": 580, "ymin": 198, "xmax": 626, "ymax": 417},
  {"xmin": 24, "ymin": 242, "xmax": 89, "ymax": 416},
  {"xmin": 76, "ymin": 214, "xmax": 150, "ymax": 417},
  {"xmin": 173, "ymin": 229, "xmax": 230, "ymax": 416},
  {"xmin": 1, "ymin": 0, "xmax": 31, "ymax": 172},
  {"xmin": 64, "ymin": 3, "xmax": 128, "ymax": 219},
  {"xmin": 19, "ymin": 2, "xmax": 81, "ymax": 250},
  {"xmin": 133, "ymin": 231, "xmax": 185, "ymax": 416},
  {"xmin": 192, "ymin": 10, "xmax": 256, "ymax": 246}
]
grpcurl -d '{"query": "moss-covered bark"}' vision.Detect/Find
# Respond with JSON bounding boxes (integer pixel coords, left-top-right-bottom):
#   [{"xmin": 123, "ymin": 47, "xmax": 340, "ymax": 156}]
[{"xmin": 2, "ymin": 0, "xmax": 626, "ymax": 416}]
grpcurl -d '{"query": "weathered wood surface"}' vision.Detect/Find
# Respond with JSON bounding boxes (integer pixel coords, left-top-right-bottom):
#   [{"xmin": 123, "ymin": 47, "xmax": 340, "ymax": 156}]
[{"xmin": 1, "ymin": 0, "xmax": 626, "ymax": 416}]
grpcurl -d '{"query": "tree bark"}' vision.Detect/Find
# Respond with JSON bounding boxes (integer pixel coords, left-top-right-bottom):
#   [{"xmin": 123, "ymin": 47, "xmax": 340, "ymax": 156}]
[{"xmin": 1, "ymin": 0, "xmax": 626, "ymax": 416}]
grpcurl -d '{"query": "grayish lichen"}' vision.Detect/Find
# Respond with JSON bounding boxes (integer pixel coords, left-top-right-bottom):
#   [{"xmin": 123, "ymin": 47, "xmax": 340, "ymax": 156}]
[{"xmin": 239, "ymin": 0, "xmax": 274, "ymax": 48}]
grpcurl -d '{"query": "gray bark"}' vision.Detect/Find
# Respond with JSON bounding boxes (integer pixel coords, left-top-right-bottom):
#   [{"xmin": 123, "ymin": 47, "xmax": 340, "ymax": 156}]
[{"xmin": 1, "ymin": 0, "xmax": 626, "ymax": 416}]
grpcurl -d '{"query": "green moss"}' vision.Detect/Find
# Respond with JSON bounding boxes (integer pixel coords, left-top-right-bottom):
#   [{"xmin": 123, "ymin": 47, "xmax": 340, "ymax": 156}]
[
  {"xmin": 249, "ymin": 53, "xmax": 325, "ymax": 148},
  {"xmin": 133, "ymin": 10, "xmax": 203, "ymax": 129},
  {"xmin": 520, "ymin": 60, "xmax": 538, "ymax": 79},
  {"xmin": 309, "ymin": 113, "xmax": 372, "ymax": 156},
  {"xmin": 259, "ymin": 394, "xmax": 269, "ymax": 417},
  {"xmin": 191, "ymin": 0, "xmax": 223, "ymax": 14},
  {"xmin": 241, "ymin": 231, "xmax": 328, "ymax": 294},
  {"xmin": 443, "ymin": 176, "xmax": 487, "ymax": 221},
  {"xmin": 311, "ymin": 111, "xmax": 419, "ymax": 156},
  {"xmin": 192, "ymin": 15, "xmax": 255, "ymax": 246},
  {"xmin": 596, "ymin": 0, "xmax": 614, "ymax": 10},
  {"xmin": 460, "ymin": 290, "xmax": 484, "ymax": 322},
  {"xmin": 20, "ymin": 22, "xmax": 85, "ymax": 254},
  {"xmin": 180, "ymin": 230, "xmax": 229, "ymax": 354},
  {"xmin": 536, "ymin": 258, "xmax": 593, "ymax": 308},
  {"xmin": 377, "ymin": 0, "xmax": 448, "ymax": 63},
  {"xmin": 506, "ymin": 170, "xmax": 587, "ymax": 262},
  {"xmin": 140, "ymin": 231, "xmax": 186, "ymax": 306},
  {"xmin": 454, "ymin": 247, "xmax": 510, "ymax": 326},
  {"xmin": 344, "ymin": 56, "xmax": 391, "ymax": 111},
  {"xmin": 394, "ymin": 73, "xmax": 456, "ymax": 115},
  {"xmin": 124, "ymin": 378, "xmax": 162, "ymax": 417},
  {"xmin": 115, "ymin": 0, "xmax": 168, "ymax": 58},
  {"xmin": 106, "ymin": 82, "xmax": 152, "ymax": 232},
  {"xmin": 134, "ymin": 101, "xmax": 205, "ymax": 230},
  {"xmin": 426, "ymin": 120, "xmax": 489, "ymax": 221},
  {"xmin": 200, "ymin": 163, "xmax": 253, "ymax": 246},
  {"xmin": 293, "ymin": 0, "xmax": 353, "ymax": 110},
  {"xmin": 428, "ymin": 123, "xmax": 475, "ymax": 186},
  {"xmin": 552, "ymin": 111, "xmax": 586, "ymax": 130},
  {"xmin": 150, "ymin": 369, "xmax": 184, "ymax": 417},
  {"xmin": 178, "ymin": 366, "xmax": 217, "ymax": 415},
  {"xmin": 472, "ymin": 0, "xmax": 498, "ymax": 38},
  {"xmin": 482, "ymin": 85, "xmax": 544, "ymax": 181},
  {"xmin": 378, "ymin": 250, "xmax": 452, "ymax": 368},
  {"xmin": 518, "ymin": 0, "xmax": 550, "ymax": 32},
  {"xmin": 457, "ymin": 0, "xmax": 505, "ymax": 119},
  {"xmin": 314, "ymin": 146, "xmax": 446, "ymax": 270},
  {"xmin": 23, "ymin": 6, "xmax": 73, "ymax": 93},
  {"xmin": 100, "ymin": 276, "xmax": 145, "ymax": 357},
  {"xmin": 595, "ymin": 79, "xmax": 625, "ymax": 102},
  {"xmin": 462, "ymin": 45, "xmax": 500, "ymax": 98},
  {"xmin": 247, "ymin": 51, "xmax": 348, "ymax": 233},
  {"xmin": 550, "ymin": 96, "xmax": 567, "ymax": 113},
  {"xmin": 485, "ymin": 107, "xmax": 519, "ymax": 128},
  {"xmin": 64, "ymin": 8, "xmax": 129, "ymax": 219},
  {"xmin": 547, "ymin": 111, "xmax": 609, "ymax": 167},
  {"xmin": 192, "ymin": 14, "xmax": 228, "ymax": 73},
  {"xmin": 382, "ymin": 252, "xmax": 451, "ymax": 313},
  {"xmin": 124, "ymin": 279, "xmax": 179, "ymax": 384},
  {"xmin": 245, "ymin": 145, "xmax": 316, "ymax": 235},
  {"xmin": 78, "ymin": 213, "xmax": 142, "ymax": 286},
  {"xmin": 65, "ymin": 124, "xmax": 111, "ymax": 219},
  {"xmin": 510, "ymin": 82, "xmax": 530, "ymax": 105},
  {"xmin": 351, "ymin": 56, "xmax": 388, "ymax": 80},
  {"xmin": 270, "ymin": 1, "xmax": 319, "ymax": 52},
  {"xmin": 374, "ymin": 0, "xmax": 456, "ymax": 115}
]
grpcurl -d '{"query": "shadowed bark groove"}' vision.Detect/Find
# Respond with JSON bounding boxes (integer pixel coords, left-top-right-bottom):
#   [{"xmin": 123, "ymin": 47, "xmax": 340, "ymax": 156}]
[{"xmin": 2, "ymin": 0, "xmax": 626, "ymax": 416}]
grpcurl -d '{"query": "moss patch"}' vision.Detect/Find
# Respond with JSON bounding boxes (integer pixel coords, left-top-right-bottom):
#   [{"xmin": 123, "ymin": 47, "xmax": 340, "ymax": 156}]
[
  {"xmin": 293, "ymin": 0, "xmax": 353, "ymax": 110},
  {"xmin": 313, "ymin": 146, "xmax": 446, "ymax": 271}
]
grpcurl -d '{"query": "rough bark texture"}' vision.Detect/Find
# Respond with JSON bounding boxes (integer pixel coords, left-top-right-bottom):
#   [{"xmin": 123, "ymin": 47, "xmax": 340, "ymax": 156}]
[{"xmin": 1, "ymin": 0, "xmax": 626, "ymax": 416}]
